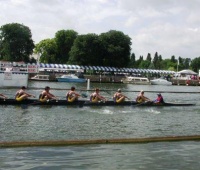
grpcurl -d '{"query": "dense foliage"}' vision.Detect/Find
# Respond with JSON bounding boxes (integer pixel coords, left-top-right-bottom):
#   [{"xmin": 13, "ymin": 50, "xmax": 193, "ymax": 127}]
[
  {"xmin": 34, "ymin": 39, "xmax": 57, "ymax": 63},
  {"xmin": 0, "ymin": 23, "xmax": 35, "ymax": 62},
  {"xmin": 68, "ymin": 33, "xmax": 103, "ymax": 65},
  {"xmin": 98, "ymin": 30, "xmax": 131, "ymax": 67},
  {"xmin": 55, "ymin": 30, "xmax": 78, "ymax": 64}
]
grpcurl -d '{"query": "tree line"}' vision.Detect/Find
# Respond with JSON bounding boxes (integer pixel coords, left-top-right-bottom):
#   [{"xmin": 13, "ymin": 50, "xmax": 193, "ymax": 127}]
[{"xmin": 0, "ymin": 23, "xmax": 200, "ymax": 72}]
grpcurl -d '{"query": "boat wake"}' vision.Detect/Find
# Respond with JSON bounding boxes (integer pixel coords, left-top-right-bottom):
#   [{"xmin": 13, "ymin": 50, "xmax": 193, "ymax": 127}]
[
  {"xmin": 101, "ymin": 109, "xmax": 114, "ymax": 115},
  {"xmin": 145, "ymin": 108, "xmax": 161, "ymax": 114},
  {"xmin": 87, "ymin": 108, "xmax": 114, "ymax": 115}
]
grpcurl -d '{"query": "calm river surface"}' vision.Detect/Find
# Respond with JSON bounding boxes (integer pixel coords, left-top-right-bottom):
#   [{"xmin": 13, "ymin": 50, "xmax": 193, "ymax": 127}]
[{"xmin": 0, "ymin": 81, "xmax": 200, "ymax": 169}]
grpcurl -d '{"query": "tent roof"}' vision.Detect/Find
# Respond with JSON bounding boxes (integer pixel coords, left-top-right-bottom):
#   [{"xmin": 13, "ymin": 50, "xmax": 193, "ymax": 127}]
[{"xmin": 177, "ymin": 69, "xmax": 197, "ymax": 75}]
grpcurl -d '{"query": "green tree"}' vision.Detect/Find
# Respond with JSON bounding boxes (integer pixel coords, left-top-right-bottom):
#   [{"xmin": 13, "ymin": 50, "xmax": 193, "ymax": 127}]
[
  {"xmin": 146, "ymin": 53, "xmax": 152, "ymax": 62},
  {"xmin": 160, "ymin": 59, "xmax": 174, "ymax": 70},
  {"xmin": 135, "ymin": 56, "xmax": 143, "ymax": 68},
  {"xmin": 148, "ymin": 62, "xmax": 155, "ymax": 69},
  {"xmin": 99, "ymin": 30, "xmax": 131, "ymax": 67},
  {"xmin": 34, "ymin": 39, "xmax": 57, "ymax": 63},
  {"xmin": 55, "ymin": 30, "xmax": 78, "ymax": 64},
  {"xmin": 128, "ymin": 53, "xmax": 136, "ymax": 67},
  {"xmin": 169, "ymin": 55, "xmax": 180, "ymax": 70},
  {"xmin": 157, "ymin": 55, "xmax": 163, "ymax": 69},
  {"xmin": 0, "ymin": 23, "xmax": 34, "ymax": 62},
  {"xmin": 68, "ymin": 34, "xmax": 103, "ymax": 65},
  {"xmin": 190, "ymin": 57, "xmax": 200, "ymax": 73},
  {"xmin": 170, "ymin": 55, "xmax": 176, "ymax": 63},
  {"xmin": 153, "ymin": 52, "xmax": 159, "ymax": 69},
  {"xmin": 180, "ymin": 57, "xmax": 191, "ymax": 69},
  {"xmin": 139, "ymin": 60, "xmax": 151, "ymax": 69}
]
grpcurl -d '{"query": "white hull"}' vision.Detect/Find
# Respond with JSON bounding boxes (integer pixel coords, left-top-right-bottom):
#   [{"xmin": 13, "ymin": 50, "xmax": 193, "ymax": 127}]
[
  {"xmin": 56, "ymin": 74, "xmax": 86, "ymax": 83},
  {"xmin": 30, "ymin": 75, "xmax": 50, "ymax": 81},
  {"xmin": 0, "ymin": 71, "xmax": 28, "ymax": 87},
  {"xmin": 122, "ymin": 77, "xmax": 150, "ymax": 85},
  {"xmin": 150, "ymin": 78, "xmax": 172, "ymax": 85}
]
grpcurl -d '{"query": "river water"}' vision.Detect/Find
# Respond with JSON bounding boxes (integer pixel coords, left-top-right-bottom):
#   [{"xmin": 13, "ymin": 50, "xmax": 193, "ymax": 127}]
[{"xmin": 0, "ymin": 81, "xmax": 200, "ymax": 169}]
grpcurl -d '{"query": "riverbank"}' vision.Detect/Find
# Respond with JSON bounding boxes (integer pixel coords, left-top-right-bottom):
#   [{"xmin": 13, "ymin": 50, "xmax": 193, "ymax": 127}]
[{"xmin": 29, "ymin": 73, "xmax": 200, "ymax": 85}]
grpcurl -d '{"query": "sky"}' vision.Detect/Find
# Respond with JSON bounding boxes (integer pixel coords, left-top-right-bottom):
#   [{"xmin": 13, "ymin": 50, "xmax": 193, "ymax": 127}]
[{"xmin": 1, "ymin": 0, "xmax": 200, "ymax": 59}]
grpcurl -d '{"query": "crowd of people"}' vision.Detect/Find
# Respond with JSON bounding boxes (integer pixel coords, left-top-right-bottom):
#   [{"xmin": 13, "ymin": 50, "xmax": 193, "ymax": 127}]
[{"xmin": 0, "ymin": 86, "xmax": 164, "ymax": 104}]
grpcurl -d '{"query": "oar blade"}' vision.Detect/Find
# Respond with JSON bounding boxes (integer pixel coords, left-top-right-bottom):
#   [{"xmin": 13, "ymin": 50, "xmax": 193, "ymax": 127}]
[{"xmin": 81, "ymin": 93, "xmax": 88, "ymax": 98}]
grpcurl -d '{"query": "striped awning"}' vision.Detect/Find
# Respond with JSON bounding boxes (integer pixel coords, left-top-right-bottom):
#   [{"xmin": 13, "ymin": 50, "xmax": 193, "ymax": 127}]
[
  {"xmin": 39, "ymin": 63, "xmax": 81, "ymax": 70},
  {"xmin": 38, "ymin": 63, "xmax": 175, "ymax": 74}
]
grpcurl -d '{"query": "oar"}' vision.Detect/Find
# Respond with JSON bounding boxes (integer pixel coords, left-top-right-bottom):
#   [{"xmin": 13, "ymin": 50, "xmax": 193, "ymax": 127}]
[
  {"xmin": 80, "ymin": 93, "xmax": 88, "ymax": 98},
  {"xmin": 58, "ymin": 93, "xmax": 88, "ymax": 99},
  {"xmin": 0, "ymin": 98, "xmax": 8, "ymax": 101},
  {"xmin": 125, "ymin": 96, "xmax": 131, "ymax": 101},
  {"xmin": 132, "ymin": 100, "xmax": 154, "ymax": 107}
]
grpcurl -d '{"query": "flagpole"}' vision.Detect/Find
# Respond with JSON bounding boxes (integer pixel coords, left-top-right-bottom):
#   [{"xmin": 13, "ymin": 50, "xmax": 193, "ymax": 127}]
[
  {"xmin": 177, "ymin": 59, "xmax": 179, "ymax": 72},
  {"xmin": 176, "ymin": 59, "xmax": 179, "ymax": 85}
]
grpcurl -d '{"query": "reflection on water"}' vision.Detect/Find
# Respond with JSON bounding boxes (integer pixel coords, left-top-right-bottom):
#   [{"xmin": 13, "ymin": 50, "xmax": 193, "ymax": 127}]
[{"xmin": 1, "ymin": 142, "xmax": 200, "ymax": 170}]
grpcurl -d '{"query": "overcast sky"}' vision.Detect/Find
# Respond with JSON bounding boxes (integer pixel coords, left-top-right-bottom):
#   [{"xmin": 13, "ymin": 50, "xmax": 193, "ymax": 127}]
[{"xmin": 1, "ymin": 0, "xmax": 200, "ymax": 59}]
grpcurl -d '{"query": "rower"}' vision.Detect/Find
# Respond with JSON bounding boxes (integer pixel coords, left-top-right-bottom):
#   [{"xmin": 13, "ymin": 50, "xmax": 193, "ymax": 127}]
[
  {"xmin": 154, "ymin": 93, "xmax": 164, "ymax": 104},
  {"xmin": 136, "ymin": 90, "xmax": 151, "ymax": 103},
  {"xmin": 66, "ymin": 86, "xmax": 81, "ymax": 102},
  {"xmin": 0, "ymin": 93, "xmax": 7, "ymax": 100},
  {"xmin": 15, "ymin": 86, "xmax": 35, "ymax": 101},
  {"xmin": 113, "ymin": 89, "xmax": 129, "ymax": 103},
  {"xmin": 90, "ymin": 88, "xmax": 107, "ymax": 103},
  {"xmin": 39, "ymin": 86, "xmax": 58, "ymax": 102}
]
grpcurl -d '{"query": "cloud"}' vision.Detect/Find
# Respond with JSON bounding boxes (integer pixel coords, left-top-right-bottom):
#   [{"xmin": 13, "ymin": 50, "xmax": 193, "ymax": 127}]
[{"xmin": 0, "ymin": 0, "xmax": 200, "ymax": 59}]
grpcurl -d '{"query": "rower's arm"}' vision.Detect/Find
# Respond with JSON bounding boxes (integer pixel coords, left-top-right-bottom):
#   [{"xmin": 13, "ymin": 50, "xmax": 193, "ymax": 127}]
[
  {"xmin": 99, "ymin": 95, "xmax": 107, "ymax": 101},
  {"xmin": 123, "ymin": 94, "xmax": 129, "ymax": 99},
  {"xmin": 0, "ymin": 93, "xmax": 7, "ymax": 99},
  {"xmin": 144, "ymin": 96, "xmax": 151, "ymax": 101},
  {"xmin": 48, "ymin": 93, "xmax": 58, "ymax": 99},
  {"xmin": 24, "ymin": 91, "xmax": 35, "ymax": 98},
  {"xmin": 74, "ymin": 92, "xmax": 81, "ymax": 97}
]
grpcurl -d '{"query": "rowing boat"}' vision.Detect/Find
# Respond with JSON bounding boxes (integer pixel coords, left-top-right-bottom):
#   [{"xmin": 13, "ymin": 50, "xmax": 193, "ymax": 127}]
[{"xmin": 0, "ymin": 99, "xmax": 195, "ymax": 106}]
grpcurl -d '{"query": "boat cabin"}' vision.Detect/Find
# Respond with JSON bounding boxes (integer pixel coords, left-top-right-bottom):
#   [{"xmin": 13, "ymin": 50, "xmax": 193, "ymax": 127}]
[
  {"xmin": 30, "ymin": 75, "xmax": 50, "ymax": 81},
  {"xmin": 122, "ymin": 76, "xmax": 150, "ymax": 85}
]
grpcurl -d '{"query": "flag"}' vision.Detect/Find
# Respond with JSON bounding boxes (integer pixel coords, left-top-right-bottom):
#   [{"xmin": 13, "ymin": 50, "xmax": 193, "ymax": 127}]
[{"xmin": 177, "ymin": 59, "xmax": 179, "ymax": 65}]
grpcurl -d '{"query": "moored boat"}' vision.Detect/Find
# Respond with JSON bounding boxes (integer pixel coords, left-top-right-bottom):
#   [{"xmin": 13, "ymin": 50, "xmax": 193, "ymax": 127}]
[
  {"xmin": 0, "ymin": 99, "xmax": 195, "ymax": 107},
  {"xmin": 122, "ymin": 76, "xmax": 150, "ymax": 85},
  {"xmin": 150, "ymin": 78, "xmax": 172, "ymax": 85},
  {"xmin": 57, "ymin": 74, "xmax": 86, "ymax": 83},
  {"xmin": 30, "ymin": 75, "xmax": 50, "ymax": 81}
]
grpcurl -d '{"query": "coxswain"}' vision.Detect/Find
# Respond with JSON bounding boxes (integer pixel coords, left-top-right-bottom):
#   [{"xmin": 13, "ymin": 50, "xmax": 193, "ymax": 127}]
[
  {"xmin": 66, "ymin": 86, "xmax": 81, "ymax": 102},
  {"xmin": 154, "ymin": 93, "xmax": 164, "ymax": 104},
  {"xmin": 15, "ymin": 86, "xmax": 35, "ymax": 101},
  {"xmin": 0, "ymin": 93, "xmax": 7, "ymax": 99},
  {"xmin": 90, "ymin": 88, "xmax": 107, "ymax": 103},
  {"xmin": 136, "ymin": 90, "xmax": 151, "ymax": 103},
  {"xmin": 113, "ymin": 89, "xmax": 129, "ymax": 103},
  {"xmin": 39, "ymin": 86, "xmax": 58, "ymax": 102}
]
